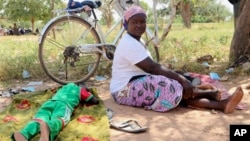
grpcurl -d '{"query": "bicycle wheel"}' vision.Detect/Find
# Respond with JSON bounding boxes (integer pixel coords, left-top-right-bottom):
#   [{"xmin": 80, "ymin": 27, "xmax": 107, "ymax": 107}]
[{"xmin": 39, "ymin": 15, "xmax": 101, "ymax": 84}]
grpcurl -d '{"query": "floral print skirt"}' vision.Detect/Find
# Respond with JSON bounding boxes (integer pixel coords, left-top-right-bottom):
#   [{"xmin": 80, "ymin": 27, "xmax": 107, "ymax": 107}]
[{"xmin": 111, "ymin": 75, "xmax": 183, "ymax": 112}]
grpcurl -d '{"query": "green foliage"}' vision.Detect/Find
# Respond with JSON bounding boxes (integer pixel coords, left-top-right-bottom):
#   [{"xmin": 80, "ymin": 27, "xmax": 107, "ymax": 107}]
[
  {"xmin": 0, "ymin": 0, "xmax": 3, "ymax": 9},
  {"xmin": 191, "ymin": 0, "xmax": 233, "ymax": 23},
  {"xmin": 1, "ymin": 0, "xmax": 65, "ymax": 30},
  {"xmin": 0, "ymin": 19, "xmax": 11, "ymax": 28},
  {"xmin": 5, "ymin": 0, "xmax": 46, "ymax": 21},
  {"xmin": 138, "ymin": 0, "xmax": 233, "ymax": 25}
]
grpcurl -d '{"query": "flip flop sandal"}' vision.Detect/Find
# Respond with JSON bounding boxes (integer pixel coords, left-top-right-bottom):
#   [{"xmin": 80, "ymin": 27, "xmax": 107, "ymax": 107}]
[{"xmin": 109, "ymin": 119, "xmax": 148, "ymax": 133}]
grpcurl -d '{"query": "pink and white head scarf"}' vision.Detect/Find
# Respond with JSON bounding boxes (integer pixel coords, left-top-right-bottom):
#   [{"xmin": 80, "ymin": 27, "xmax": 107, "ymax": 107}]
[{"xmin": 123, "ymin": 5, "xmax": 146, "ymax": 30}]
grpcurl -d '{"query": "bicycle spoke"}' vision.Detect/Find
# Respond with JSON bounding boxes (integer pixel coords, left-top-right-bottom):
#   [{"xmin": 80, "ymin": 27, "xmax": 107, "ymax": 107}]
[{"xmin": 45, "ymin": 37, "xmax": 66, "ymax": 49}]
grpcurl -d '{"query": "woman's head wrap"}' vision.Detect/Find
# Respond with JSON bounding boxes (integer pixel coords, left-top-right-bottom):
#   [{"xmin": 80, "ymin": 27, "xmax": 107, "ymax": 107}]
[{"xmin": 123, "ymin": 5, "xmax": 146, "ymax": 30}]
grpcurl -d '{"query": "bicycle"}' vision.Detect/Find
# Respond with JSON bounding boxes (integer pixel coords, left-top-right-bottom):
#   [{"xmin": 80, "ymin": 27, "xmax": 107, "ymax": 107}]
[{"xmin": 38, "ymin": 0, "xmax": 176, "ymax": 85}]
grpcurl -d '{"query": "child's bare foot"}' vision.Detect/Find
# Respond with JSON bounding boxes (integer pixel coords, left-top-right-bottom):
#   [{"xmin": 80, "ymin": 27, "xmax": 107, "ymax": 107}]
[
  {"xmin": 14, "ymin": 132, "xmax": 27, "ymax": 141},
  {"xmin": 223, "ymin": 86, "xmax": 243, "ymax": 114},
  {"xmin": 39, "ymin": 120, "xmax": 49, "ymax": 141}
]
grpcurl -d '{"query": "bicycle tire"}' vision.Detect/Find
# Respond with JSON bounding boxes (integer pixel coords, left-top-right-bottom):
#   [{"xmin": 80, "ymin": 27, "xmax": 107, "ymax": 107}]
[{"xmin": 39, "ymin": 15, "xmax": 101, "ymax": 85}]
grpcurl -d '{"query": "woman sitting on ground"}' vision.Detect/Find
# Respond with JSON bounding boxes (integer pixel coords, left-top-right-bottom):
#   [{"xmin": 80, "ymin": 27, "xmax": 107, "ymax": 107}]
[{"xmin": 109, "ymin": 5, "xmax": 243, "ymax": 114}]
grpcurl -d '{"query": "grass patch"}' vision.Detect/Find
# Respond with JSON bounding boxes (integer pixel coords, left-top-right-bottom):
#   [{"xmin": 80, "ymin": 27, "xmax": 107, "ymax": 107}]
[
  {"xmin": 0, "ymin": 35, "xmax": 47, "ymax": 81},
  {"xmin": 0, "ymin": 21, "xmax": 245, "ymax": 82},
  {"xmin": 159, "ymin": 22, "xmax": 234, "ymax": 73}
]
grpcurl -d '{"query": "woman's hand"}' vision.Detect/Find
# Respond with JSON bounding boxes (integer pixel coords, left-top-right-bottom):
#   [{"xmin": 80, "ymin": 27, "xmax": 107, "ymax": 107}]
[{"xmin": 181, "ymin": 80, "xmax": 194, "ymax": 99}]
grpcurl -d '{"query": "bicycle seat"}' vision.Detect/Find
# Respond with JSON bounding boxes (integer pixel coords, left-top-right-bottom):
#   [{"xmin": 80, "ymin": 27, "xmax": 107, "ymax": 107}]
[
  {"xmin": 67, "ymin": 0, "xmax": 101, "ymax": 9},
  {"xmin": 126, "ymin": 0, "xmax": 134, "ymax": 4}
]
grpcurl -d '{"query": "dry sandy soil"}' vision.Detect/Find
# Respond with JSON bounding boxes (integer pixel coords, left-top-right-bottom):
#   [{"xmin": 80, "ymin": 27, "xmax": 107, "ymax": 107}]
[{"xmin": 1, "ymin": 75, "xmax": 250, "ymax": 141}]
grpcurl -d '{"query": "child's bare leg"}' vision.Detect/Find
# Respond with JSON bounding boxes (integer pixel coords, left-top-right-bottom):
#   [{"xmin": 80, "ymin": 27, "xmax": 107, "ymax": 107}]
[
  {"xmin": 182, "ymin": 86, "xmax": 243, "ymax": 114},
  {"xmin": 192, "ymin": 88, "xmax": 221, "ymax": 101},
  {"xmin": 39, "ymin": 120, "xmax": 49, "ymax": 141},
  {"xmin": 183, "ymin": 87, "xmax": 221, "ymax": 100},
  {"xmin": 13, "ymin": 132, "xmax": 27, "ymax": 141}
]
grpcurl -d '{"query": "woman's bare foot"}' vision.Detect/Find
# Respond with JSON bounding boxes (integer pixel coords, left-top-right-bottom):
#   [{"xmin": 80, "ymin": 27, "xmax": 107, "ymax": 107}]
[
  {"xmin": 13, "ymin": 132, "xmax": 27, "ymax": 141},
  {"xmin": 39, "ymin": 120, "xmax": 49, "ymax": 141},
  {"xmin": 223, "ymin": 86, "xmax": 243, "ymax": 114}
]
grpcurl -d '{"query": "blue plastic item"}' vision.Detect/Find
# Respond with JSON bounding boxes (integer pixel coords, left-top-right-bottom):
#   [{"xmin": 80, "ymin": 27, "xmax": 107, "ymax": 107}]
[{"xmin": 209, "ymin": 72, "xmax": 220, "ymax": 80}]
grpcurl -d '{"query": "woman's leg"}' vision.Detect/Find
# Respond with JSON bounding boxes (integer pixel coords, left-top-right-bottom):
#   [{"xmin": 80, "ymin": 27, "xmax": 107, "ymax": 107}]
[
  {"xmin": 112, "ymin": 75, "xmax": 183, "ymax": 112},
  {"xmin": 182, "ymin": 86, "xmax": 243, "ymax": 114}
]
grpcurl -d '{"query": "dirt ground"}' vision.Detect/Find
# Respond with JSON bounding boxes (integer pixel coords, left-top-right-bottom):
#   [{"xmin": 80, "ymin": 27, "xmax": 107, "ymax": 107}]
[{"xmin": 0, "ymin": 75, "xmax": 250, "ymax": 141}]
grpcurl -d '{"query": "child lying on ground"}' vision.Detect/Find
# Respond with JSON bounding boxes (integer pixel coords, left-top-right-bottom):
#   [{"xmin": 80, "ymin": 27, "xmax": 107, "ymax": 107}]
[{"xmin": 12, "ymin": 83, "xmax": 99, "ymax": 141}]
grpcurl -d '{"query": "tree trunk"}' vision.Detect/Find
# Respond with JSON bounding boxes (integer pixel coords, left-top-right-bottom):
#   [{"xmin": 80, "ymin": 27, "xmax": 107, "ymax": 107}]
[
  {"xmin": 229, "ymin": 0, "xmax": 250, "ymax": 62},
  {"xmin": 31, "ymin": 17, "xmax": 35, "ymax": 32},
  {"xmin": 100, "ymin": 0, "xmax": 113, "ymax": 28},
  {"xmin": 179, "ymin": 1, "xmax": 191, "ymax": 28},
  {"xmin": 160, "ymin": 0, "xmax": 179, "ymax": 42}
]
